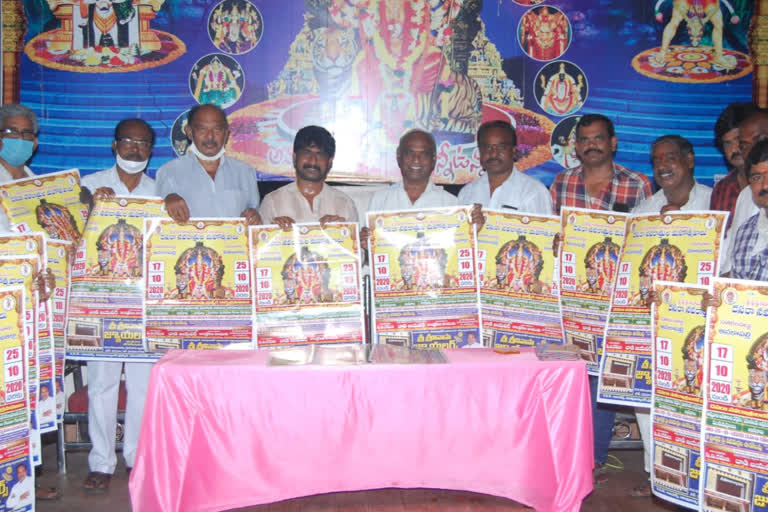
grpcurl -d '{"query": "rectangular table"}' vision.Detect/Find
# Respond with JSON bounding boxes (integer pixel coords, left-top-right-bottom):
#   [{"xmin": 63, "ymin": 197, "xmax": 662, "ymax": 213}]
[{"xmin": 129, "ymin": 348, "xmax": 593, "ymax": 512}]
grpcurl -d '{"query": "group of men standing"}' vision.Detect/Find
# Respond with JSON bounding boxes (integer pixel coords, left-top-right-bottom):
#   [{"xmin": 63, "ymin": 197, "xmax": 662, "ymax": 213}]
[{"xmin": 1, "ymin": 97, "xmax": 767, "ymax": 501}]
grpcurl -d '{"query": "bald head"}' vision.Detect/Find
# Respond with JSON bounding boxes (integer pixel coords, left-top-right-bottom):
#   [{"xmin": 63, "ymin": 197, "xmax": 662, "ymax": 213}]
[
  {"xmin": 740, "ymin": 110, "xmax": 768, "ymax": 158},
  {"xmin": 397, "ymin": 129, "xmax": 437, "ymax": 185}
]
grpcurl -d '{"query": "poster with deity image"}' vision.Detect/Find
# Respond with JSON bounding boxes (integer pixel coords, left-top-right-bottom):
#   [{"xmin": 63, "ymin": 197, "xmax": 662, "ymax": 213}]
[
  {"xmin": 477, "ymin": 209, "xmax": 561, "ymax": 348},
  {"xmin": 368, "ymin": 207, "xmax": 480, "ymax": 349},
  {"xmin": 558, "ymin": 207, "xmax": 628, "ymax": 374},
  {"xmin": 701, "ymin": 278, "xmax": 768, "ymax": 512},
  {"xmin": 650, "ymin": 282, "xmax": 707, "ymax": 509},
  {"xmin": 598, "ymin": 211, "xmax": 727, "ymax": 407},
  {"xmin": 45, "ymin": 238, "xmax": 71, "ymax": 425},
  {"xmin": 143, "ymin": 218, "xmax": 253, "ymax": 352},
  {"xmin": 250, "ymin": 223, "xmax": 364, "ymax": 347},
  {"xmin": 0, "ymin": 170, "xmax": 87, "ymax": 242},
  {"xmin": 68, "ymin": 197, "xmax": 167, "ymax": 361}
]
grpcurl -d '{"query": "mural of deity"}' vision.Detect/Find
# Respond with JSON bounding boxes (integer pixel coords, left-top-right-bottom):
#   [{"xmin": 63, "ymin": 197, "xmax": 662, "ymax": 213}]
[
  {"xmin": 190, "ymin": 54, "xmax": 244, "ymax": 108},
  {"xmin": 536, "ymin": 61, "xmax": 586, "ymax": 117},
  {"xmin": 208, "ymin": 0, "xmax": 264, "ymax": 54},
  {"xmin": 518, "ymin": 6, "xmax": 570, "ymax": 61}
]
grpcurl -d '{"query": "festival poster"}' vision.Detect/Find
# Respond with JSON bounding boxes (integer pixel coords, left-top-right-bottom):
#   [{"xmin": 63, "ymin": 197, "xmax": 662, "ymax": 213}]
[
  {"xmin": 144, "ymin": 218, "xmax": 253, "ymax": 351},
  {"xmin": 650, "ymin": 281, "xmax": 707, "ymax": 509},
  {"xmin": 368, "ymin": 207, "xmax": 480, "ymax": 349},
  {"xmin": 558, "ymin": 207, "xmax": 628, "ymax": 374},
  {"xmin": 0, "ymin": 169, "xmax": 86, "ymax": 242},
  {"xmin": 45, "ymin": 238, "xmax": 71, "ymax": 426},
  {"xmin": 477, "ymin": 209, "xmax": 561, "ymax": 348},
  {"xmin": 68, "ymin": 197, "xmax": 166, "ymax": 362},
  {"xmin": 0, "ymin": 258, "xmax": 39, "ymax": 464},
  {"xmin": 700, "ymin": 278, "xmax": 768, "ymax": 512},
  {"xmin": 0, "ymin": 287, "xmax": 33, "ymax": 511},
  {"xmin": 250, "ymin": 222, "xmax": 364, "ymax": 347},
  {"xmin": 599, "ymin": 211, "xmax": 727, "ymax": 407}
]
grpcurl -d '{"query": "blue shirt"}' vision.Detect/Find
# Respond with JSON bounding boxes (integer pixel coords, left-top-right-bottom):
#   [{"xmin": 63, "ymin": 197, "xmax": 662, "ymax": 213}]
[{"xmin": 155, "ymin": 153, "xmax": 260, "ymax": 218}]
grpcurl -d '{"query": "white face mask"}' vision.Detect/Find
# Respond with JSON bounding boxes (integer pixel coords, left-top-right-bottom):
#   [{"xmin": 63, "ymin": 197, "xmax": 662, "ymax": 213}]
[
  {"xmin": 189, "ymin": 142, "xmax": 225, "ymax": 162},
  {"xmin": 116, "ymin": 154, "xmax": 148, "ymax": 174}
]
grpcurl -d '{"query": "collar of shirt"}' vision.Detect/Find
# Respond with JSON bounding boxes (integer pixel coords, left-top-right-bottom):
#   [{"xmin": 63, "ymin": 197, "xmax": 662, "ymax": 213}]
[
  {"xmin": 102, "ymin": 165, "xmax": 154, "ymax": 196},
  {"xmin": 0, "ymin": 163, "xmax": 33, "ymax": 182},
  {"xmin": 396, "ymin": 180, "xmax": 440, "ymax": 206}
]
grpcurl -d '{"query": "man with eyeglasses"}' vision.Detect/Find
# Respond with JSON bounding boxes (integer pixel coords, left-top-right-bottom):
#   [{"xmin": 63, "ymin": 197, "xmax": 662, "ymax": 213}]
[
  {"xmin": 79, "ymin": 118, "xmax": 157, "ymax": 494},
  {"xmin": 730, "ymin": 140, "xmax": 768, "ymax": 281},
  {"xmin": 0, "ymin": 104, "xmax": 39, "ymax": 231},
  {"xmin": 258, "ymin": 125, "xmax": 358, "ymax": 228},
  {"xmin": 156, "ymin": 103, "xmax": 261, "ymax": 224},
  {"xmin": 458, "ymin": 120, "xmax": 552, "ymax": 215}
]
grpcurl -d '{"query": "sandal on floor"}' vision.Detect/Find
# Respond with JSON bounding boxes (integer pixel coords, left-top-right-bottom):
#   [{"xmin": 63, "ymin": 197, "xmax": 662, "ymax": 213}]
[
  {"xmin": 593, "ymin": 465, "xmax": 609, "ymax": 486},
  {"xmin": 629, "ymin": 482, "xmax": 652, "ymax": 497},
  {"xmin": 83, "ymin": 472, "xmax": 111, "ymax": 494},
  {"xmin": 35, "ymin": 484, "xmax": 61, "ymax": 501}
]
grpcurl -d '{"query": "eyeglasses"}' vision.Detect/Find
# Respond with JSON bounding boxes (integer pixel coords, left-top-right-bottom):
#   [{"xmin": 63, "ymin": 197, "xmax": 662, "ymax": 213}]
[
  {"xmin": 2, "ymin": 127, "xmax": 36, "ymax": 141},
  {"xmin": 116, "ymin": 137, "xmax": 152, "ymax": 149},
  {"xmin": 749, "ymin": 172, "xmax": 768, "ymax": 184}
]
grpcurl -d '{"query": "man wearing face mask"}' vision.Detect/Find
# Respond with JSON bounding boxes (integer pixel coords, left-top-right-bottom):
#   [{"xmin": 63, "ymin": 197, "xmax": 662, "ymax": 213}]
[
  {"xmin": 0, "ymin": 104, "xmax": 39, "ymax": 232},
  {"xmin": 79, "ymin": 118, "xmax": 157, "ymax": 494},
  {"xmin": 156, "ymin": 103, "xmax": 261, "ymax": 225}
]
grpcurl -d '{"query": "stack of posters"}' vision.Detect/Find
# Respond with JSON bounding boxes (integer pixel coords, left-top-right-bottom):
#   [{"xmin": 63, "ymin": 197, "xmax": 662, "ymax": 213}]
[
  {"xmin": 250, "ymin": 223, "xmax": 364, "ymax": 347},
  {"xmin": 143, "ymin": 219, "xmax": 253, "ymax": 351},
  {"xmin": 367, "ymin": 207, "xmax": 480, "ymax": 349},
  {"xmin": 599, "ymin": 212, "xmax": 727, "ymax": 406},
  {"xmin": 68, "ymin": 197, "xmax": 165, "ymax": 361},
  {"xmin": 477, "ymin": 210, "xmax": 561, "ymax": 348}
]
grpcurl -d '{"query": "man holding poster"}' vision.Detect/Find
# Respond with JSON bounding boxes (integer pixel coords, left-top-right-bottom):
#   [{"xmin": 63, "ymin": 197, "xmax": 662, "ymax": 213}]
[
  {"xmin": 259, "ymin": 125, "xmax": 358, "ymax": 227},
  {"xmin": 458, "ymin": 120, "xmax": 552, "ymax": 215},
  {"xmin": 156, "ymin": 104, "xmax": 261, "ymax": 224},
  {"xmin": 0, "ymin": 104, "xmax": 37, "ymax": 231},
  {"xmin": 731, "ymin": 140, "xmax": 768, "ymax": 281},
  {"xmin": 79, "ymin": 118, "xmax": 157, "ymax": 494}
]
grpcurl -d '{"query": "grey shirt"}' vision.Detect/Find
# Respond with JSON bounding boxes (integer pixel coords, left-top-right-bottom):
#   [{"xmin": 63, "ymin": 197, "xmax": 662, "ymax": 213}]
[{"xmin": 155, "ymin": 153, "xmax": 260, "ymax": 217}]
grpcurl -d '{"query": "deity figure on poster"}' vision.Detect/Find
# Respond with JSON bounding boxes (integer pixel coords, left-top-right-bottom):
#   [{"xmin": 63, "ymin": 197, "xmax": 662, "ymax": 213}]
[
  {"xmin": 632, "ymin": 239, "xmax": 687, "ymax": 306},
  {"xmin": 397, "ymin": 232, "xmax": 449, "ymax": 291},
  {"xmin": 280, "ymin": 247, "xmax": 332, "ymax": 304},
  {"xmin": 745, "ymin": 332, "xmax": 768, "ymax": 410},
  {"xmin": 191, "ymin": 55, "xmax": 243, "ymax": 108},
  {"xmin": 651, "ymin": 0, "xmax": 740, "ymax": 69},
  {"xmin": 209, "ymin": 0, "xmax": 263, "ymax": 54},
  {"xmin": 494, "ymin": 235, "xmax": 548, "ymax": 294},
  {"xmin": 73, "ymin": 0, "xmax": 139, "ymax": 50},
  {"xmin": 550, "ymin": 116, "xmax": 581, "ymax": 169},
  {"xmin": 519, "ymin": 6, "xmax": 570, "ymax": 61},
  {"xmin": 93, "ymin": 218, "xmax": 142, "ymax": 278},
  {"xmin": 678, "ymin": 325, "xmax": 705, "ymax": 396},
  {"xmin": 35, "ymin": 199, "xmax": 81, "ymax": 241},
  {"xmin": 538, "ymin": 62, "xmax": 585, "ymax": 116},
  {"xmin": 172, "ymin": 242, "xmax": 226, "ymax": 300},
  {"xmin": 580, "ymin": 237, "xmax": 620, "ymax": 295}
]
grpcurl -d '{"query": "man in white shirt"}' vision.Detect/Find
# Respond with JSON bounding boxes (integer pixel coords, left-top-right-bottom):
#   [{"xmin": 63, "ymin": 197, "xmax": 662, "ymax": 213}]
[
  {"xmin": 0, "ymin": 104, "xmax": 38, "ymax": 232},
  {"xmin": 80, "ymin": 118, "xmax": 156, "ymax": 494},
  {"xmin": 259, "ymin": 125, "xmax": 358, "ymax": 227},
  {"xmin": 633, "ymin": 135, "xmax": 712, "ymax": 214},
  {"xmin": 6, "ymin": 464, "xmax": 33, "ymax": 510},
  {"xmin": 458, "ymin": 120, "xmax": 552, "ymax": 215},
  {"xmin": 37, "ymin": 383, "xmax": 56, "ymax": 422},
  {"xmin": 156, "ymin": 104, "xmax": 261, "ymax": 224}
]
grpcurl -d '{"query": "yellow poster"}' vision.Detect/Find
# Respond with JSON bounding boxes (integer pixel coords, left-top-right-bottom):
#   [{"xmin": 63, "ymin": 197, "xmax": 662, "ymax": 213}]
[
  {"xmin": 45, "ymin": 238, "xmax": 70, "ymax": 427},
  {"xmin": 367, "ymin": 206, "xmax": 480, "ymax": 349},
  {"xmin": 559, "ymin": 207, "xmax": 628, "ymax": 373},
  {"xmin": 144, "ymin": 218, "xmax": 253, "ymax": 351},
  {"xmin": 250, "ymin": 223, "xmax": 363, "ymax": 347},
  {"xmin": 68, "ymin": 197, "xmax": 166, "ymax": 361},
  {"xmin": 478, "ymin": 210, "xmax": 561, "ymax": 348},
  {"xmin": 0, "ymin": 169, "xmax": 86, "ymax": 241},
  {"xmin": 0, "ymin": 287, "xmax": 28, "ymax": 433}
]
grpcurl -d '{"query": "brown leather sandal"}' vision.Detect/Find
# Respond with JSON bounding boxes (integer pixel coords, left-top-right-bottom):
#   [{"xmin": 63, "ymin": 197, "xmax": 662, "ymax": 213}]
[{"xmin": 83, "ymin": 472, "xmax": 111, "ymax": 494}]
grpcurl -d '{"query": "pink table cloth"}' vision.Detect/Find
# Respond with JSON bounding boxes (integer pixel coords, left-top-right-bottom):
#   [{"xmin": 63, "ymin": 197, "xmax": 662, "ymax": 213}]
[{"xmin": 129, "ymin": 348, "xmax": 593, "ymax": 512}]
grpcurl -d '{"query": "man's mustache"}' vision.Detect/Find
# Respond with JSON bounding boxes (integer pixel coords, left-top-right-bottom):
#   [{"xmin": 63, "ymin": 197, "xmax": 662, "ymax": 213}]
[
  {"xmin": 759, "ymin": 189, "xmax": 768, "ymax": 197},
  {"xmin": 302, "ymin": 165, "xmax": 321, "ymax": 172},
  {"xmin": 585, "ymin": 148, "xmax": 603, "ymax": 154}
]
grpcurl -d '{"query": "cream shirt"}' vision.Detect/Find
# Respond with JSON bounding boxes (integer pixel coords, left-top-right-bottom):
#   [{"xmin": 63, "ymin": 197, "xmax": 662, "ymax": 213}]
[{"xmin": 259, "ymin": 182, "xmax": 359, "ymax": 224}]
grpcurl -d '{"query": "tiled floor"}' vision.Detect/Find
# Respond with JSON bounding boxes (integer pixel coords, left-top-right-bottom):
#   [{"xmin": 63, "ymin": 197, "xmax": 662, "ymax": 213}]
[{"xmin": 35, "ymin": 444, "xmax": 681, "ymax": 511}]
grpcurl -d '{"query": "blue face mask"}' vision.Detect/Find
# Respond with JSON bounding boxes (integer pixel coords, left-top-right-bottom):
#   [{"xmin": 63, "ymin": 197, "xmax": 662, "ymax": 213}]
[{"xmin": 0, "ymin": 138, "xmax": 34, "ymax": 167}]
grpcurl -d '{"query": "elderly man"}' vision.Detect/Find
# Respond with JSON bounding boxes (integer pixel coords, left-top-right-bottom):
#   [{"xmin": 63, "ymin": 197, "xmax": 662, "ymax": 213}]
[
  {"xmin": 0, "ymin": 104, "xmax": 38, "ymax": 230},
  {"xmin": 79, "ymin": 118, "xmax": 157, "ymax": 494},
  {"xmin": 6, "ymin": 464, "xmax": 33, "ymax": 510},
  {"xmin": 550, "ymin": 114, "xmax": 652, "ymax": 213},
  {"xmin": 156, "ymin": 104, "xmax": 261, "ymax": 224},
  {"xmin": 710, "ymin": 103, "xmax": 754, "ymax": 230},
  {"xmin": 259, "ymin": 125, "xmax": 358, "ymax": 227},
  {"xmin": 634, "ymin": 135, "xmax": 712, "ymax": 215},
  {"xmin": 458, "ymin": 120, "xmax": 552, "ymax": 215}
]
